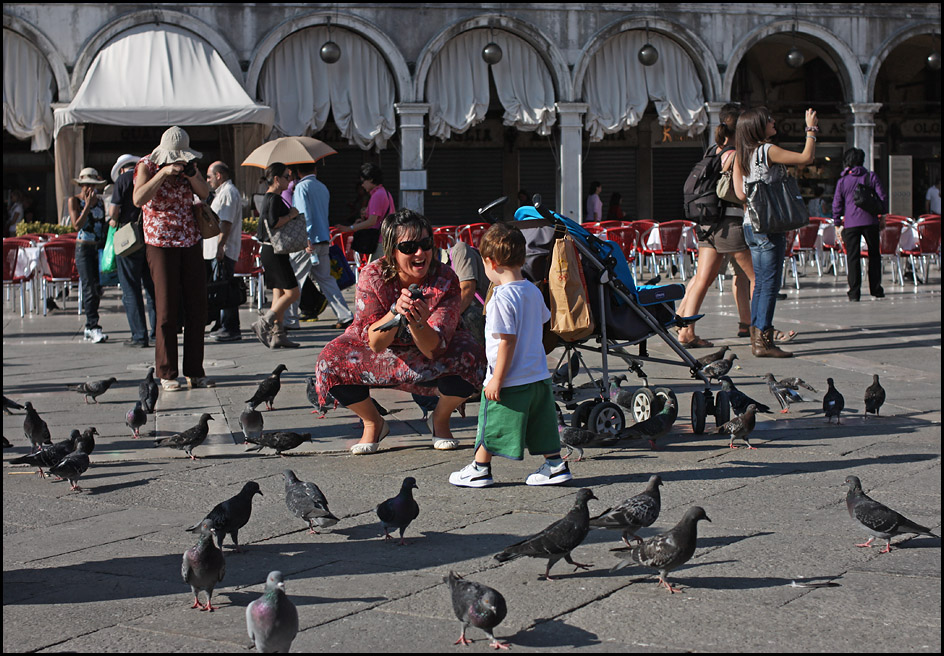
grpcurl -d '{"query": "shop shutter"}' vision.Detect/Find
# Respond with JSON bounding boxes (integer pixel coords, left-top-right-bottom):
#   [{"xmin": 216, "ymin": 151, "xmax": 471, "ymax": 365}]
[
  {"xmin": 425, "ymin": 148, "xmax": 503, "ymax": 226},
  {"xmin": 519, "ymin": 148, "xmax": 559, "ymax": 211},
  {"xmin": 652, "ymin": 147, "xmax": 703, "ymax": 221},
  {"xmin": 583, "ymin": 148, "xmax": 637, "ymax": 220}
]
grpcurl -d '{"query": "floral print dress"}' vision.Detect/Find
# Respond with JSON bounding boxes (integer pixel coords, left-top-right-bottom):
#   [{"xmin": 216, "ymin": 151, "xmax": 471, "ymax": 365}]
[{"xmin": 314, "ymin": 259, "xmax": 486, "ymax": 406}]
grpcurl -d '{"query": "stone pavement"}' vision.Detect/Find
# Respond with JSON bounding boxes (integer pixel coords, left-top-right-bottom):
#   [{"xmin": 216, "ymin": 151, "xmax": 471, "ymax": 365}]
[{"xmin": 3, "ymin": 271, "xmax": 941, "ymax": 653}]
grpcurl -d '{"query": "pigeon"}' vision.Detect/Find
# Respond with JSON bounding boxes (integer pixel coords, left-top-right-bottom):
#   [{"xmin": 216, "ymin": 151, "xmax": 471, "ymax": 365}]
[
  {"xmin": 616, "ymin": 398, "xmax": 677, "ymax": 450},
  {"xmin": 246, "ymin": 571, "xmax": 299, "ymax": 653},
  {"xmin": 780, "ymin": 376, "xmax": 817, "ymax": 393},
  {"xmin": 67, "ymin": 377, "xmax": 117, "ymax": 404},
  {"xmin": 719, "ymin": 376, "xmax": 771, "ymax": 415},
  {"xmin": 154, "ymin": 413, "xmax": 213, "ymax": 460},
  {"xmin": 139, "ymin": 367, "xmax": 159, "ymax": 414},
  {"xmin": 2, "ymin": 436, "xmax": 12, "ymax": 448},
  {"xmin": 247, "ymin": 365, "xmax": 288, "ymax": 411},
  {"xmin": 823, "ymin": 378, "xmax": 845, "ymax": 424},
  {"xmin": 411, "ymin": 393, "xmax": 439, "ymax": 421},
  {"xmin": 555, "ymin": 406, "xmax": 603, "ymax": 461},
  {"xmin": 186, "ymin": 481, "xmax": 263, "ymax": 552},
  {"xmin": 696, "ymin": 345, "xmax": 730, "ymax": 368},
  {"xmin": 373, "ymin": 283, "xmax": 425, "ymax": 332},
  {"xmin": 48, "ymin": 445, "xmax": 91, "ymax": 491},
  {"xmin": 3, "ymin": 395, "xmax": 24, "ymax": 415},
  {"xmin": 77, "ymin": 426, "xmax": 97, "ymax": 455},
  {"xmin": 23, "ymin": 402, "xmax": 52, "ymax": 451},
  {"xmin": 305, "ymin": 376, "xmax": 331, "ymax": 415},
  {"xmin": 590, "ymin": 474, "xmax": 663, "ymax": 546},
  {"xmin": 181, "ymin": 519, "xmax": 226, "ymax": 611},
  {"xmin": 844, "ymin": 475, "xmax": 936, "ymax": 553},
  {"xmin": 9, "ymin": 429, "xmax": 80, "ymax": 478},
  {"xmin": 126, "ymin": 401, "xmax": 147, "ymax": 439},
  {"xmin": 445, "ymin": 571, "xmax": 509, "ymax": 650},
  {"xmin": 864, "ymin": 374, "xmax": 886, "ymax": 418},
  {"xmin": 551, "ymin": 351, "xmax": 581, "ymax": 385},
  {"xmin": 284, "ymin": 469, "xmax": 339, "ymax": 534},
  {"xmin": 239, "ymin": 404, "xmax": 264, "ymax": 442},
  {"xmin": 701, "ymin": 351, "xmax": 738, "ymax": 381},
  {"xmin": 377, "ymin": 476, "xmax": 420, "ymax": 545},
  {"xmin": 715, "ymin": 404, "xmax": 758, "ymax": 449},
  {"xmin": 612, "ymin": 506, "xmax": 712, "ymax": 593},
  {"xmin": 246, "ymin": 431, "xmax": 312, "ymax": 457},
  {"xmin": 763, "ymin": 373, "xmax": 806, "ymax": 413},
  {"xmin": 494, "ymin": 488, "xmax": 597, "ymax": 580}
]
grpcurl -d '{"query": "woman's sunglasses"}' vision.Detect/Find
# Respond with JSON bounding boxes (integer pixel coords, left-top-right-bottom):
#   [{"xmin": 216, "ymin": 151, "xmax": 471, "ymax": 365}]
[{"xmin": 395, "ymin": 237, "xmax": 434, "ymax": 254}]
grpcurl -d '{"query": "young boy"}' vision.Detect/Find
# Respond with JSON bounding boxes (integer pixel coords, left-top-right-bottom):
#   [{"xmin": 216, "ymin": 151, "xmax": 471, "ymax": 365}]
[{"xmin": 449, "ymin": 222, "xmax": 572, "ymax": 487}]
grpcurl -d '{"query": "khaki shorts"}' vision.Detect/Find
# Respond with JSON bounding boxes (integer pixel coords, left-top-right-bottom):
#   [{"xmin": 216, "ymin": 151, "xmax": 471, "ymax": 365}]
[{"xmin": 475, "ymin": 379, "xmax": 561, "ymax": 460}]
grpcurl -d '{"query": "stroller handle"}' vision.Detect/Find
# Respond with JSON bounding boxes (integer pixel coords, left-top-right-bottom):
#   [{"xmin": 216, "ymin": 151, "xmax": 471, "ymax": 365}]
[{"xmin": 477, "ymin": 196, "xmax": 508, "ymax": 223}]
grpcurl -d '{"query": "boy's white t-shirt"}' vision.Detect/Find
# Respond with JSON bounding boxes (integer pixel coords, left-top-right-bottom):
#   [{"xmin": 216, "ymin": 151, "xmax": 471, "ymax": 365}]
[{"xmin": 483, "ymin": 280, "xmax": 551, "ymax": 388}]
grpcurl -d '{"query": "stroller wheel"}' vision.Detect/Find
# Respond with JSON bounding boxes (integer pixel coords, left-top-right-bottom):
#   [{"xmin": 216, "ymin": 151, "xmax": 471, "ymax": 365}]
[
  {"xmin": 630, "ymin": 388, "xmax": 656, "ymax": 423},
  {"xmin": 587, "ymin": 402, "xmax": 625, "ymax": 437},
  {"xmin": 652, "ymin": 387, "xmax": 678, "ymax": 411},
  {"xmin": 691, "ymin": 391, "xmax": 709, "ymax": 434},
  {"xmin": 572, "ymin": 400, "xmax": 596, "ymax": 429},
  {"xmin": 715, "ymin": 390, "xmax": 731, "ymax": 427}
]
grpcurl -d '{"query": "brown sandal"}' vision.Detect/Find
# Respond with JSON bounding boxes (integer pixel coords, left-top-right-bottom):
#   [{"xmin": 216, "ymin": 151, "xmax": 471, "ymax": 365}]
[
  {"xmin": 679, "ymin": 336, "xmax": 715, "ymax": 349},
  {"xmin": 773, "ymin": 328, "xmax": 799, "ymax": 343},
  {"xmin": 737, "ymin": 322, "xmax": 750, "ymax": 338}
]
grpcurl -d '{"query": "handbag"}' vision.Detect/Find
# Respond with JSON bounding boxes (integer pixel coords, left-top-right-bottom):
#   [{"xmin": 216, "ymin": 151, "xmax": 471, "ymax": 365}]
[
  {"xmin": 262, "ymin": 211, "xmax": 308, "ymax": 254},
  {"xmin": 716, "ymin": 170, "xmax": 742, "ymax": 204},
  {"xmin": 329, "ymin": 244, "xmax": 355, "ymax": 290},
  {"xmin": 193, "ymin": 202, "xmax": 221, "ymax": 239},
  {"xmin": 114, "ymin": 219, "xmax": 144, "ymax": 257},
  {"xmin": 744, "ymin": 146, "xmax": 809, "ymax": 234},
  {"xmin": 853, "ymin": 175, "xmax": 884, "ymax": 217},
  {"xmin": 547, "ymin": 235, "xmax": 594, "ymax": 342},
  {"xmin": 206, "ymin": 266, "xmax": 247, "ymax": 324}
]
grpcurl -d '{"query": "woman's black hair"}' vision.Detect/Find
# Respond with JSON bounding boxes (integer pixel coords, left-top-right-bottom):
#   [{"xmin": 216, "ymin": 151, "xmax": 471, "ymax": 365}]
[
  {"xmin": 360, "ymin": 162, "xmax": 383, "ymax": 185},
  {"xmin": 378, "ymin": 208, "xmax": 437, "ymax": 283},
  {"xmin": 263, "ymin": 162, "xmax": 288, "ymax": 185},
  {"xmin": 843, "ymin": 147, "xmax": 866, "ymax": 170}
]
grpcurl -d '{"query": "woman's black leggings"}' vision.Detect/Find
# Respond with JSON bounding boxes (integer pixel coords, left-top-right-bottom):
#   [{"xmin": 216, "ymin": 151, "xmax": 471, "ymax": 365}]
[{"xmin": 330, "ymin": 375, "xmax": 477, "ymax": 407}]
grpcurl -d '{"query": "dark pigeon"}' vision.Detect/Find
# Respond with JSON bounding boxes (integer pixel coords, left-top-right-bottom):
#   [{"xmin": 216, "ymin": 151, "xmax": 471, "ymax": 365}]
[
  {"xmin": 3, "ymin": 395, "xmax": 24, "ymax": 415},
  {"xmin": 446, "ymin": 571, "xmax": 509, "ymax": 650},
  {"xmin": 555, "ymin": 406, "xmax": 604, "ymax": 461},
  {"xmin": 48, "ymin": 445, "xmax": 91, "ymax": 492},
  {"xmin": 126, "ymin": 401, "xmax": 147, "ymax": 439},
  {"xmin": 719, "ymin": 376, "xmax": 771, "ymax": 414},
  {"xmin": 377, "ymin": 476, "xmax": 420, "ymax": 545},
  {"xmin": 844, "ymin": 475, "xmax": 936, "ymax": 553},
  {"xmin": 23, "ymin": 402, "xmax": 52, "ymax": 451},
  {"xmin": 412, "ymin": 393, "xmax": 439, "ymax": 421},
  {"xmin": 864, "ymin": 374, "xmax": 886, "ymax": 418},
  {"xmin": 139, "ymin": 367, "xmax": 159, "ymax": 414},
  {"xmin": 246, "ymin": 571, "xmax": 299, "ymax": 653},
  {"xmin": 716, "ymin": 404, "xmax": 758, "ymax": 449},
  {"xmin": 701, "ymin": 351, "xmax": 738, "ymax": 382},
  {"xmin": 9, "ymin": 429, "xmax": 80, "ymax": 478},
  {"xmin": 494, "ymin": 488, "xmax": 597, "ymax": 580},
  {"xmin": 67, "ymin": 377, "xmax": 117, "ymax": 404},
  {"xmin": 780, "ymin": 376, "xmax": 817, "ymax": 393},
  {"xmin": 696, "ymin": 345, "xmax": 730, "ymax": 368},
  {"xmin": 306, "ymin": 376, "xmax": 326, "ymax": 415},
  {"xmin": 77, "ymin": 426, "xmax": 97, "ymax": 456},
  {"xmin": 823, "ymin": 378, "xmax": 845, "ymax": 424},
  {"xmin": 181, "ymin": 519, "xmax": 226, "ymax": 611},
  {"xmin": 245, "ymin": 431, "xmax": 312, "ymax": 457},
  {"xmin": 372, "ymin": 283, "xmax": 424, "ymax": 332},
  {"xmin": 186, "ymin": 481, "xmax": 263, "ymax": 552},
  {"xmin": 616, "ymin": 399, "xmax": 677, "ymax": 450},
  {"xmin": 764, "ymin": 373, "xmax": 806, "ymax": 413},
  {"xmin": 284, "ymin": 469, "xmax": 339, "ymax": 534},
  {"xmin": 154, "ymin": 413, "xmax": 213, "ymax": 460},
  {"xmin": 247, "ymin": 365, "xmax": 288, "ymax": 411},
  {"xmin": 590, "ymin": 474, "xmax": 663, "ymax": 546},
  {"xmin": 612, "ymin": 506, "xmax": 712, "ymax": 593},
  {"xmin": 551, "ymin": 351, "xmax": 581, "ymax": 385},
  {"xmin": 239, "ymin": 403, "xmax": 264, "ymax": 442}
]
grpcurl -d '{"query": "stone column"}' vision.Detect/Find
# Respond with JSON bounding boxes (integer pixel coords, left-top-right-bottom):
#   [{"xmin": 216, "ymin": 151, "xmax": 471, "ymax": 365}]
[
  {"xmin": 394, "ymin": 103, "xmax": 430, "ymax": 213},
  {"xmin": 847, "ymin": 103, "xmax": 883, "ymax": 170},
  {"xmin": 555, "ymin": 102, "xmax": 588, "ymax": 222},
  {"xmin": 705, "ymin": 101, "xmax": 726, "ymax": 143}
]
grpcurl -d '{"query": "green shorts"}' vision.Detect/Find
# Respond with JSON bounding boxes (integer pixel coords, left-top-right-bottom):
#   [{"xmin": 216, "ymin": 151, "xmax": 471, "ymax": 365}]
[{"xmin": 475, "ymin": 379, "xmax": 561, "ymax": 460}]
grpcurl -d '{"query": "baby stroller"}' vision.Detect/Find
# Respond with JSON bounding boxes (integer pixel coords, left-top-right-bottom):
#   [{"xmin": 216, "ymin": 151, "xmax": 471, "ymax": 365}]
[{"xmin": 485, "ymin": 196, "xmax": 728, "ymax": 436}]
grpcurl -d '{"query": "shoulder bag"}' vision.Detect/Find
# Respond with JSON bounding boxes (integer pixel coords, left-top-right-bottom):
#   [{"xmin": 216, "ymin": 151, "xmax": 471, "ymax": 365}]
[
  {"xmin": 193, "ymin": 202, "xmax": 222, "ymax": 239},
  {"xmin": 852, "ymin": 173, "xmax": 884, "ymax": 217},
  {"xmin": 262, "ymin": 210, "xmax": 308, "ymax": 254},
  {"xmin": 114, "ymin": 219, "xmax": 144, "ymax": 257},
  {"xmin": 744, "ymin": 146, "xmax": 810, "ymax": 234}
]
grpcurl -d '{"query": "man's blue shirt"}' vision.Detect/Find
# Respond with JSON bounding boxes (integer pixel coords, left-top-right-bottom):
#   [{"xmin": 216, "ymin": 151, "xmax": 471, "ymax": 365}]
[{"xmin": 292, "ymin": 174, "xmax": 330, "ymax": 244}]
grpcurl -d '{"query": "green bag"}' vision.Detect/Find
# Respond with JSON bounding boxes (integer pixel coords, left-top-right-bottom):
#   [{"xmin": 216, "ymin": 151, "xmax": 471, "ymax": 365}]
[{"xmin": 100, "ymin": 225, "xmax": 117, "ymax": 273}]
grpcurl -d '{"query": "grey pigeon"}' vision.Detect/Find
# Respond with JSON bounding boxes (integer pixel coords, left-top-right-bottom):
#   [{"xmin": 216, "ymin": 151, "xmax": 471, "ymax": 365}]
[
  {"xmin": 555, "ymin": 406, "xmax": 604, "ymax": 461},
  {"xmin": 247, "ymin": 365, "xmax": 287, "ymax": 411},
  {"xmin": 139, "ymin": 367, "xmax": 159, "ymax": 414},
  {"xmin": 494, "ymin": 488, "xmax": 597, "ymax": 580},
  {"xmin": 715, "ymin": 404, "xmax": 758, "ymax": 449},
  {"xmin": 844, "ymin": 475, "xmax": 936, "ymax": 553},
  {"xmin": 48, "ymin": 445, "xmax": 90, "ymax": 492},
  {"xmin": 246, "ymin": 431, "xmax": 312, "ymax": 457},
  {"xmin": 246, "ymin": 571, "xmax": 299, "ymax": 653},
  {"xmin": 2, "ymin": 436, "xmax": 11, "ymax": 448},
  {"xmin": 719, "ymin": 376, "xmax": 771, "ymax": 414},
  {"xmin": 616, "ymin": 398, "xmax": 677, "ymax": 450},
  {"xmin": 780, "ymin": 376, "xmax": 817, "ymax": 393},
  {"xmin": 186, "ymin": 481, "xmax": 263, "ymax": 552},
  {"xmin": 9, "ymin": 429, "xmax": 80, "ymax": 478},
  {"xmin": 284, "ymin": 469, "xmax": 339, "ymax": 534},
  {"xmin": 23, "ymin": 402, "xmax": 52, "ymax": 451},
  {"xmin": 373, "ymin": 283, "xmax": 424, "ymax": 332},
  {"xmin": 446, "ymin": 571, "xmax": 509, "ymax": 650},
  {"xmin": 823, "ymin": 378, "xmax": 845, "ymax": 424},
  {"xmin": 612, "ymin": 506, "xmax": 712, "ymax": 593},
  {"xmin": 3, "ymin": 395, "xmax": 24, "ymax": 415},
  {"xmin": 239, "ymin": 403, "xmax": 264, "ymax": 442},
  {"xmin": 126, "ymin": 401, "xmax": 147, "ymax": 439},
  {"xmin": 154, "ymin": 413, "xmax": 213, "ymax": 460},
  {"xmin": 696, "ymin": 345, "xmax": 730, "ymax": 368},
  {"xmin": 377, "ymin": 476, "xmax": 420, "ymax": 545},
  {"xmin": 590, "ymin": 474, "xmax": 663, "ymax": 546},
  {"xmin": 701, "ymin": 351, "xmax": 738, "ymax": 382},
  {"xmin": 181, "ymin": 519, "xmax": 226, "ymax": 611},
  {"xmin": 551, "ymin": 351, "xmax": 583, "ymax": 385},
  {"xmin": 67, "ymin": 376, "xmax": 117, "ymax": 404},
  {"xmin": 864, "ymin": 374, "xmax": 886, "ymax": 418},
  {"xmin": 305, "ymin": 376, "xmax": 324, "ymax": 414},
  {"xmin": 77, "ymin": 426, "xmax": 97, "ymax": 455},
  {"xmin": 764, "ymin": 373, "xmax": 806, "ymax": 413}
]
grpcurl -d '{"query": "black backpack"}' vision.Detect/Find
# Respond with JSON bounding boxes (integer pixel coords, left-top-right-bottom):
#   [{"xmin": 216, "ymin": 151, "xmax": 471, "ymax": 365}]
[
  {"xmin": 852, "ymin": 173, "xmax": 884, "ymax": 217},
  {"xmin": 683, "ymin": 145, "xmax": 732, "ymax": 225}
]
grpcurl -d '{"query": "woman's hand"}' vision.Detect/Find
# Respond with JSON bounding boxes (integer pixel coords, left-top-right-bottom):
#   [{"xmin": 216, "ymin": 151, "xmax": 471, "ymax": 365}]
[
  {"xmin": 805, "ymin": 108, "xmax": 818, "ymax": 129},
  {"xmin": 397, "ymin": 289, "xmax": 430, "ymax": 327}
]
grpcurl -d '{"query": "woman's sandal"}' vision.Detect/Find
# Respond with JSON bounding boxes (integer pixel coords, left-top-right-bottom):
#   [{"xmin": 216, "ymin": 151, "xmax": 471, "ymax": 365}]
[
  {"xmin": 773, "ymin": 328, "xmax": 799, "ymax": 343},
  {"xmin": 736, "ymin": 322, "xmax": 750, "ymax": 338},
  {"xmin": 679, "ymin": 336, "xmax": 715, "ymax": 349},
  {"xmin": 350, "ymin": 419, "xmax": 390, "ymax": 455},
  {"xmin": 427, "ymin": 415, "xmax": 459, "ymax": 450}
]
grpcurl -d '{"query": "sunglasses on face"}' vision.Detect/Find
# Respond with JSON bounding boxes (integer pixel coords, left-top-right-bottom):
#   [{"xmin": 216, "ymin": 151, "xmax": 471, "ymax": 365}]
[{"xmin": 395, "ymin": 237, "xmax": 434, "ymax": 254}]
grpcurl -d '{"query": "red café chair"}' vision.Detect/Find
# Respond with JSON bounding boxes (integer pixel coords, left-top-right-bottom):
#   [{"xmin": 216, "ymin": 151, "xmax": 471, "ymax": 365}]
[
  {"xmin": 584, "ymin": 220, "xmax": 626, "ymax": 236},
  {"xmin": 456, "ymin": 222, "xmax": 490, "ymax": 248},
  {"xmin": 601, "ymin": 225, "xmax": 638, "ymax": 272},
  {"xmin": 809, "ymin": 217, "xmax": 840, "ymax": 276},
  {"xmin": 433, "ymin": 225, "xmax": 459, "ymax": 250},
  {"xmin": 39, "ymin": 239, "xmax": 81, "ymax": 316},
  {"xmin": 630, "ymin": 220, "xmax": 656, "ymax": 273},
  {"xmin": 782, "ymin": 229, "xmax": 801, "ymax": 290},
  {"xmin": 638, "ymin": 220, "xmax": 690, "ymax": 280},
  {"xmin": 899, "ymin": 217, "xmax": 941, "ymax": 285},
  {"xmin": 793, "ymin": 222, "xmax": 824, "ymax": 276},
  {"xmin": 3, "ymin": 238, "xmax": 37, "ymax": 317},
  {"xmin": 234, "ymin": 235, "xmax": 265, "ymax": 310}
]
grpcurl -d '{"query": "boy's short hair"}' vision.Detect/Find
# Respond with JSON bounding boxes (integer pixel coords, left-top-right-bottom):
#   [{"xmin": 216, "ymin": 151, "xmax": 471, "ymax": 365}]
[{"xmin": 479, "ymin": 222, "xmax": 526, "ymax": 268}]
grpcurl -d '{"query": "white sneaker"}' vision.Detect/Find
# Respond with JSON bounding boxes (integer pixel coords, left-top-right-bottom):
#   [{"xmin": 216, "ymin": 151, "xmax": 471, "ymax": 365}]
[
  {"xmin": 526, "ymin": 461, "xmax": 573, "ymax": 486},
  {"xmin": 83, "ymin": 327, "xmax": 107, "ymax": 344},
  {"xmin": 449, "ymin": 462, "xmax": 494, "ymax": 488}
]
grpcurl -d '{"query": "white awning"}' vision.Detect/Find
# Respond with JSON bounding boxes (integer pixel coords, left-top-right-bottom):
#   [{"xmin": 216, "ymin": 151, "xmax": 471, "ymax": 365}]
[
  {"xmin": 54, "ymin": 25, "xmax": 273, "ymax": 136},
  {"xmin": 3, "ymin": 28, "xmax": 55, "ymax": 151}
]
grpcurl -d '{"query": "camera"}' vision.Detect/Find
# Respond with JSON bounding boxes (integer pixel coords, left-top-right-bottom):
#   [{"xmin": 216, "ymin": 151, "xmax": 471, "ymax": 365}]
[{"xmin": 182, "ymin": 161, "xmax": 197, "ymax": 177}]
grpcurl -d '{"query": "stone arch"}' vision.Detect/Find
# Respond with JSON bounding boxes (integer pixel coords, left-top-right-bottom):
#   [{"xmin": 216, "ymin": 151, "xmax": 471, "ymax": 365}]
[
  {"xmin": 3, "ymin": 14, "xmax": 70, "ymax": 102},
  {"xmin": 865, "ymin": 22, "xmax": 942, "ymax": 101}
]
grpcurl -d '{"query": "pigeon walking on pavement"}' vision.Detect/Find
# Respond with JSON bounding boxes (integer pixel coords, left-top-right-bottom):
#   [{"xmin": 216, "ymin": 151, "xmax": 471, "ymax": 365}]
[
  {"xmin": 9, "ymin": 429, "xmax": 80, "ymax": 478},
  {"xmin": 555, "ymin": 406, "xmax": 605, "ymax": 461},
  {"xmin": 719, "ymin": 376, "xmax": 771, "ymax": 415},
  {"xmin": 616, "ymin": 399, "xmax": 677, "ymax": 450},
  {"xmin": 247, "ymin": 365, "xmax": 288, "ymax": 411},
  {"xmin": 139, "ymin": 367, "xmax": 159, "ymax": 414},
  {"xmin": 701, "ymin": 351, "xmax": 738, "ymax": 382},
  {"xmin": 764, "ymin": 373, "xmax": 807, "ymax": 413},
  {"xmin": 377, "ymin": 477, "xmax": 420, "ymax": 545},
  {"xmin": 67, "ymin": 377, "xmax": 118, "ymax": 404},
  {"xmin": 47, "ymin": 444, "xmax": 91, "ymax": 491},
  {"xmin": 716, "ymin": 404, "xmax": 758, "ymax": 449},
  {"xmin": 864, "ymin": 374, "xmax": 886, "ymax": 418},
  {"xmin": 246, "ymin": 571, "xmax": 298, "ymax": 653},
  {"xmin": 372, "ymin": 284, "xmax": 425, "ymax": 332},
  {"xmin": 823, "ymin": 378, "xmax": 845, "ymax": 424},
  {"xmin": 844, "ymin": 475, "xmax": 936, "ymax": 553},
  {"xmin": 245, "ymin": 431, "xmax": 312, "ymax": 457},
  {"xmin": 780, "ymin": 377, "xmax": 817, "ymax": 393},
  {"xmin": 494, "ymin": 488, "xmax": 597, "ymax": 580},
  {"xmin": 696, "ymin": 345, "xmax": 730, "ymax": 368},
  {"xmin": 239, "ymin": 404, "xmax": 264, "ymax": 442},
  {"xmin": 612, "ymin": 506, "xmax": 712, "ymax": 593},
  {"xmin": 154, "ymin": 413, "xmax": 213, "ymax": 460},
  {"xmin": 284, "ymin": 470, "xmax": 339, "ymax": 534},
  {"xmin": 446, "ymin": 571, "xmax": 509, "ymax": 650},
  {"xmin": 186, "ymin": 481, "xmax": 263, "ymax": 552},
  {"xmin": 590, "ymin": 474, "xmax": 663, "ymax": 546},
  {"xmin": 181, "ymin": 519, "xmax": 226, "ymax": 611},
  {"xmin": 126, "ymin": 401, "xmax": 147, "ymax": 439},
  {"xmin": 77, "ymin": 426, "xmax": 97, "ymax": 456},
  {"xmin": 23, "ymin": 402, "xmax": 52, "ymax": 451}
]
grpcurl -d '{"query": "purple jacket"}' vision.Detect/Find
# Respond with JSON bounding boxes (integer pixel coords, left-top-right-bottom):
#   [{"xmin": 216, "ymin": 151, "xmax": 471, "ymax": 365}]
[{"xmin": 832, "ymin": 166, "xmax": 887, "ymax": 228}]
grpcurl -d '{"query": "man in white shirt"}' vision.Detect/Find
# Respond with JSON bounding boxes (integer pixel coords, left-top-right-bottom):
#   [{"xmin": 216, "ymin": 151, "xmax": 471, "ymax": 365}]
[
  {"xmin": 205, "ymin": 161, "xmax": 244, "ymax": 341},
  {"xmin": 926, "ymin": 178, "xmax": 941, "ymax": 215}
]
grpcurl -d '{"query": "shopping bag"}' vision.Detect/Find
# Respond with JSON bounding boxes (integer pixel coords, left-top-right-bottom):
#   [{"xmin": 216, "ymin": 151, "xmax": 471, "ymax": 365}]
[
  {"xmin": 100, "ymin": 225, "xmax": 117, "ymax": 273},
  {"xmin": 329, "ymin": 245, "xmax": 355, "ymax": 290},
  {"xmin": 547, "ymin": 235, "xmax": 594, "ymax": 342}
]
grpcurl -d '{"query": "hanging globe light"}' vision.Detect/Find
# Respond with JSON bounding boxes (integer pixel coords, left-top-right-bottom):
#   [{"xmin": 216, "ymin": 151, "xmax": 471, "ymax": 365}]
[
  {"xmin": 638, "ymin": 43, "xmax": 659, "ymax": 66},
  {"xmin": 320, "ymin": 41, "xmax": 341, "ymax": 64},
  {"xmin": 928, "ymin": 51, "xmax": 942, "ymax": 71},
  {"xmin": 785, "ymin": 46, "xmax": 805, "ymax": 69},
  {"xmin": 482, "ymin": 42, "xmax": 503, "ymax": 65}
]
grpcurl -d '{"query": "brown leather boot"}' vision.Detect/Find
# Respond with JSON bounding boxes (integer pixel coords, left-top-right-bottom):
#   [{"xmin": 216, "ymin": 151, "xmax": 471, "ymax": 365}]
[
  {"xmin": 269, "ymin": 322, "xmax": 300, "ymax": 349},
  {"xmin": 754, "ymin": 327, "xmax": 793, "ymax": 358},
  {"xmin": 749, "ymin": 325, "xmax": 764, "ymax": 357}
]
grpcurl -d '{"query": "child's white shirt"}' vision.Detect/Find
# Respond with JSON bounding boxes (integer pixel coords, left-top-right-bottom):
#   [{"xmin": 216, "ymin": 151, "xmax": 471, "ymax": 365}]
[{"xmin": 483, "ymin": 280, "xmax": 551, "ymax": 388}]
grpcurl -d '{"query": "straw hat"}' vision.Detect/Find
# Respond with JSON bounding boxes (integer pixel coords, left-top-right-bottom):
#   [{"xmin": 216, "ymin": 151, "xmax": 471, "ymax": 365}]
[
  {"xmin": 73, "ymin": 167, "xmax": 107, "ymax": 186},
  {"xmin": 149, "ymin": 126, "xmax": 202, "ymax": 166},
  {"xmin": 111, "ymin": 154, "xmax": 141, "ymax": 183}
]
